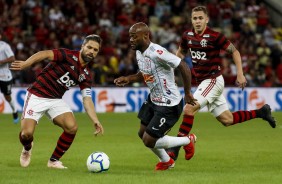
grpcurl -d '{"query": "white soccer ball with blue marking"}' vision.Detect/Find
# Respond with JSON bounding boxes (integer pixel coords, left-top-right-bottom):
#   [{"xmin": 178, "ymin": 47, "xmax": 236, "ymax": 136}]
[{"xmin": 87, "ymin": 152, "xmax": 110, "ymax": 173}]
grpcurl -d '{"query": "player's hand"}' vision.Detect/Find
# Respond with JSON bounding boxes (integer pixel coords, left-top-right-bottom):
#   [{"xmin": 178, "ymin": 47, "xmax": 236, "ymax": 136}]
[
  {"xmin": 114, "ymin": 76, "xmax": 129, "ymax": 87},
  {"xmin": 93, "ymin": 121, "xmax": 104, "ymax": 136},
  {"xmin": 10, "ymin": 60, "xmax": 26, "ymax": 70},
  {"xmin": 185, "ymin": 93, "xmax": 197, "ymax": 106},
  {"xmin": 236, "ymin": 74, "xmax": 247, "ymax": 90}
]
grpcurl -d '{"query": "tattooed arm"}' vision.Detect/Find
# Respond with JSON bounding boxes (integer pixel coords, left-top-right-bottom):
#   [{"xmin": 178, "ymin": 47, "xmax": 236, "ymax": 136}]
[{"xmin": 226, "ymin": 43, "xmax": 247, "ymax": 90}]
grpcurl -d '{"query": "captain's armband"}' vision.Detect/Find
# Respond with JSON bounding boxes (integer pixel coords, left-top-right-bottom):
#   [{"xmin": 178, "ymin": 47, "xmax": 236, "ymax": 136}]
[{"xmin": 81, "ymin": 88, "xmax": 92, "ymax": 98}]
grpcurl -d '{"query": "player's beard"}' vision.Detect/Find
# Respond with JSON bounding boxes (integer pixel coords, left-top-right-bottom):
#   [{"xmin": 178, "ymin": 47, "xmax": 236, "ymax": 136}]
[{"xmin": 81, "ymin": 51, "xmax": 94, "ymax": 63}]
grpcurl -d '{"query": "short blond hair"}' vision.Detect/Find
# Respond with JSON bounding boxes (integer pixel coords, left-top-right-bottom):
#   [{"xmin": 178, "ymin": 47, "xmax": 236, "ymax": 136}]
[{"xmin": 191, "ymin": 6, "xmax": 208, "ymax": 16}]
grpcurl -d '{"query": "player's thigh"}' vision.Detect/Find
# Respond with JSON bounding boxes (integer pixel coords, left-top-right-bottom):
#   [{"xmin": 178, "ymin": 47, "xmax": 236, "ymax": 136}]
[
  {"xmin": 138, "ymin": 123, "xmax": 147, "ymax": 139},
  {"xmin": 146, "ymin": 102, "xmax": 183, "ymax": 138},
  {"xmin": 46, "ymin": 100, "xmax": 77, "ymax": 132},
  {"xmin": 22, "ymin": 92, "xmax": 50, "ymax": 122},
  {"xmin": 52, "ymin": 112, "xmax": 77, "ymax": 132},
  {"xmin": 209, "ymin": 94, "xmax": 229, "ymax": 117},
  {"xmin": 194, "ymin": 75, "xmax": 224, "ymax": 109},
  {"xmin": 137, "ymin": 98, "xmax": 154, "ymax": 126}
]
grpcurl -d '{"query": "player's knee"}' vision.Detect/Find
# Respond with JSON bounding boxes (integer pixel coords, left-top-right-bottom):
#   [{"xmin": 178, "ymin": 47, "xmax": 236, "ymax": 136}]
[
  {"xmin": 217, "ymin": 112, "xmax": 233, "ymax": 127},
  {"xmin": 138, "ymin": 131, "xmax": 143, "ymax": 139},
  {"xmin": 20, "ymin": 131, "xmax": 33, "ymax": 140},
  {"xmin": 221, "ymin": 122, "xmax": 231, "ymax": 127},
  {"xmin": 64, "ymin": 124, "xmax": 78, "ymax": 134},
  {"xmin": 219, "ymin": 119, "xmax": 233, "ymax": 127},
  {"xmin": 142, "ymin": 133, "xmax": 156, "ymax": 148},
  {"xmin": 4, "ymin": 95, "xmax": 11, "ymax": 102},
  {"xmin": 142, "ymin": 138, "xmax": 155, "ymax": 148},
  {"xmin": 183, "ymin": 104, "xmax": 198, "ymax": 115}
]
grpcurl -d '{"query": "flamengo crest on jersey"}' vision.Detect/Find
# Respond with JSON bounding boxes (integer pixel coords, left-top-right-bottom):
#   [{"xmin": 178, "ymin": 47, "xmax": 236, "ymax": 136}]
[
  {"xmin": 135, "ymin": 42, "xmax": 182, "ymax": 106},
  {"xmin": 200, "ymin": 39, "xmax": 208, "ymax": 47}
]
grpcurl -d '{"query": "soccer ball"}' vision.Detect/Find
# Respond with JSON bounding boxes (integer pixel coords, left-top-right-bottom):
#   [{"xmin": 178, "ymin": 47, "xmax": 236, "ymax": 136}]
[{"xmin": 86, "ymin": 152, "xmax": 110, "ymax": 173}]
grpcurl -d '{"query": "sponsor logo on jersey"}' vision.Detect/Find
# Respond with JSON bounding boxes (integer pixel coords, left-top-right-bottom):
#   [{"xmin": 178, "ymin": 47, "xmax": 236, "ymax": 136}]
[
  {"xmin": 152, "ymin": 97, "xmax": 163, "ymax": 102},
  {"xmin": 163, "ymin": 79, "xmax": 171, "ymax": 95},
  {"xmin": 71, "ymin": 66, "xmax": 75, "ymax": 70},
  {"xmin": 57, "ymin": 72, "xmax": 76, "ymax": 87},
  {"xmin": 143, "ymin": 73, "xmax": 154, "ymax": 83},
  {"xmin": 72, "ymin": 55, "xmax": 78, "ymax": 61},
  {"xmin": 187, "ymin": 32, "xmax": 194, "ymax": 36},
  {"xmin": 203, "ymin": 34, "xmax": 210, "ymax": 38},
  {"xmin": 84, "ymin": 68, "xmax": 89, "ymax": 75},
  {"xmin": 27, "ymin": 109, "xmax": 34, "ymax": 116},
  {"xmin": 156, "ymin": 50, "xmax": 163, "ymax": 55}
]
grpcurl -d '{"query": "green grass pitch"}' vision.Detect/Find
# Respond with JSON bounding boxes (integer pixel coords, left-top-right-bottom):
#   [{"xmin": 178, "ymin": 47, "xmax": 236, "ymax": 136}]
[{"xmin": 0, "ymin": 112, "xmax": 282, "ymax": 184}]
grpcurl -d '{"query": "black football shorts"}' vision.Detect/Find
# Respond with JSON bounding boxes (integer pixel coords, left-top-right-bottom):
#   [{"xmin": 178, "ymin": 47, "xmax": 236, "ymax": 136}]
[
  {"xmin": 0, "ymin": 80, "xmax": 13, "ymax": 95},
  {"xmin": 138, "ymin": 96, "xmax": 183, "ymax": 138}
]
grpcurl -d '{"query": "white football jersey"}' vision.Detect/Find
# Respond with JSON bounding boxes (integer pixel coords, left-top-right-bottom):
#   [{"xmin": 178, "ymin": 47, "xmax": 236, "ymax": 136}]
[
  {"xmin": 0, "ymin": 41, "xmax": 14, "ymax": 81},
  {"xmin": 136, "ymin": 42, "xmax": 182, "ymax": 106}
]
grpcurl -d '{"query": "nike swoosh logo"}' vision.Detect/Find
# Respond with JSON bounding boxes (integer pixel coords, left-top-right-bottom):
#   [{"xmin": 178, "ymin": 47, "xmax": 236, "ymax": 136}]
[{"xmin": 152, "ymin": 127, "xmax": 159, "ymax": 130}]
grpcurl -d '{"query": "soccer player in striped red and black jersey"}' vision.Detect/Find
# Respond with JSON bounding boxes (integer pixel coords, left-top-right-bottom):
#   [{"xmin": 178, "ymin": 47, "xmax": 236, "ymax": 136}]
[
  {"xmin": 11, "ymin": 34, "xmax": 104, "ymax": 169},
  {"xmin": 166, "ymin": 6, "xmax": 276, "ymax": 161}
]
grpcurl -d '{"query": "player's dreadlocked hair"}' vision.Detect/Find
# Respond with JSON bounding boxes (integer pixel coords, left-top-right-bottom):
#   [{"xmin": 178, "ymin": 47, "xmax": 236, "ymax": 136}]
[{"xmin": 83, "ymin": 34, "xmax": 102, "ymax": 47}]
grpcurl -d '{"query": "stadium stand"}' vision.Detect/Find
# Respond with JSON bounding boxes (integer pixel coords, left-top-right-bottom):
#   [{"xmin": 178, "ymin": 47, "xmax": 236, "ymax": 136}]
[{"xmin": 0, "ymin": 0, "xmax": 281, "ymax": 87}]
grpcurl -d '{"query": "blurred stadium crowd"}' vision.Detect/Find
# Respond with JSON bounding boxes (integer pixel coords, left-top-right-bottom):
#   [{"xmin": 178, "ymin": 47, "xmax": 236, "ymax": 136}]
[{"xmin": 1, "ymin": 0, "xmax": 282, "ymax": 87}]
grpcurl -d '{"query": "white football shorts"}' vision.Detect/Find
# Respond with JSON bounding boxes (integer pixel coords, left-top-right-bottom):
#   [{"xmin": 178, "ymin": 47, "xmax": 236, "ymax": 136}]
[
  {"xmin": 22, "ymin": 92, "xmax": 72, "ymax": 122},
  {"xmin": 193, "ymin": 75, "xmax": 229, "ymax": 117}
]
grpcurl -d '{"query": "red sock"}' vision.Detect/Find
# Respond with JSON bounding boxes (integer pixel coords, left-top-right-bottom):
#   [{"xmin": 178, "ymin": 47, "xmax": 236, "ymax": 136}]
[
  {"xmin": 232, "ymin": 110, "xmax": 257, "ymax": 125},
  {"xmin": 50, "ymin": 131, "xmax": 76, "ymax": 160},
  {"xmin": 177, "ymin": 115, "xmax": 194, "ymax": 137}
]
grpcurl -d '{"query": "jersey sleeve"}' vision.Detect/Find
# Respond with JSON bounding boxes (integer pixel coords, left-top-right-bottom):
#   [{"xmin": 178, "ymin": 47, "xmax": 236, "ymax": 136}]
[
  {"xmin": 153, "ymin": 46, "xmax": 181, "ymax": 69},
  {"xmin": 216, "ymin": 32, "xmax": 231, "ymax": 50},
  {"xmin": 180, "ymin": 31, "xmax": 189, "ymax": 50},
  {"xmin": 52, "ymin": 49, "xmax": 67, "ymax": 62}
]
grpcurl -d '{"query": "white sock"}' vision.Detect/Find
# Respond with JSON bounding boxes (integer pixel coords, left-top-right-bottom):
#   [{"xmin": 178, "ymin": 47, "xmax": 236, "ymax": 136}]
[
  {"xmin": 9, "ymin": 99, "xmax": 17, "ymax": 113},
  {"xmin": 154, "ymin": 135, "xmax": 190, "ymax": 149},
  {"xmin": 150, "ymin": 148, "xmax": 170, "ymax": 162}
]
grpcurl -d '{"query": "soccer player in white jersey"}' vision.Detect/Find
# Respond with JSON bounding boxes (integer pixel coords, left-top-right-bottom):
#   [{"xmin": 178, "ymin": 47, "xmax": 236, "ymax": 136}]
[
  {"xmin": 114, "ymin": 22, "xmax": 197, "ymax": 170},
  {"xmin": 0, "ymin": 32, "xmax": 19, "ymax": 123}
]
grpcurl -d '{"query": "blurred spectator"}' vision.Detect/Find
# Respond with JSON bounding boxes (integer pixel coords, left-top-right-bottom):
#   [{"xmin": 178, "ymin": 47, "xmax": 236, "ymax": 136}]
[
  {"xmin": 263, "ymin": 23, "xmax": 278, "ymax": 47},
  {"xmin": 256, "ymin": 2, "xmax": 269, "ymax": 34},
  {"xmin": 156, "ymin": 22, "xmax": 178, "ymax": 50},
  {"xmin": 0, "ymin": 0, "xmax": 281, "ymax": 87},
  {"xmin": 276, "ymin": 59, "xmax": 282, "ymax": 86},
  {"xmin": 270, "ymin": 43, "xmax": 282, "ymax": 69},
  {"xmin": 256, "ymin": 39, "xmax": 271, "ymax": 68}
]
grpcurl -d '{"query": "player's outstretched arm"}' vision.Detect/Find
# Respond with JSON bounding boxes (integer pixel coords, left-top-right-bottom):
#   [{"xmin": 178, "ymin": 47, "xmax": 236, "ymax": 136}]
[
  {"xmin": 83, "ymin": 96, "xmax": 104, "ymax": 136},
  {"xmin": 10, "ymin": 50, "xmax": 54, "ymax": 71},
  {"xmin": 114, "ymin": 71, "xmax": 143, "ymax": 87}
]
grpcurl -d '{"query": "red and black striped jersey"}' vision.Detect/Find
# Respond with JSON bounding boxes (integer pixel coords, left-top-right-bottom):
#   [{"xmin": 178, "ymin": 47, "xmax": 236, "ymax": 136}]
[
  {"xmin": 180, "ymin": 27, "xmax": 230, "ymax": 83},
  {"xmin": 28, "ymin": 48, "xmax": 93, "ymax": 98}
]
